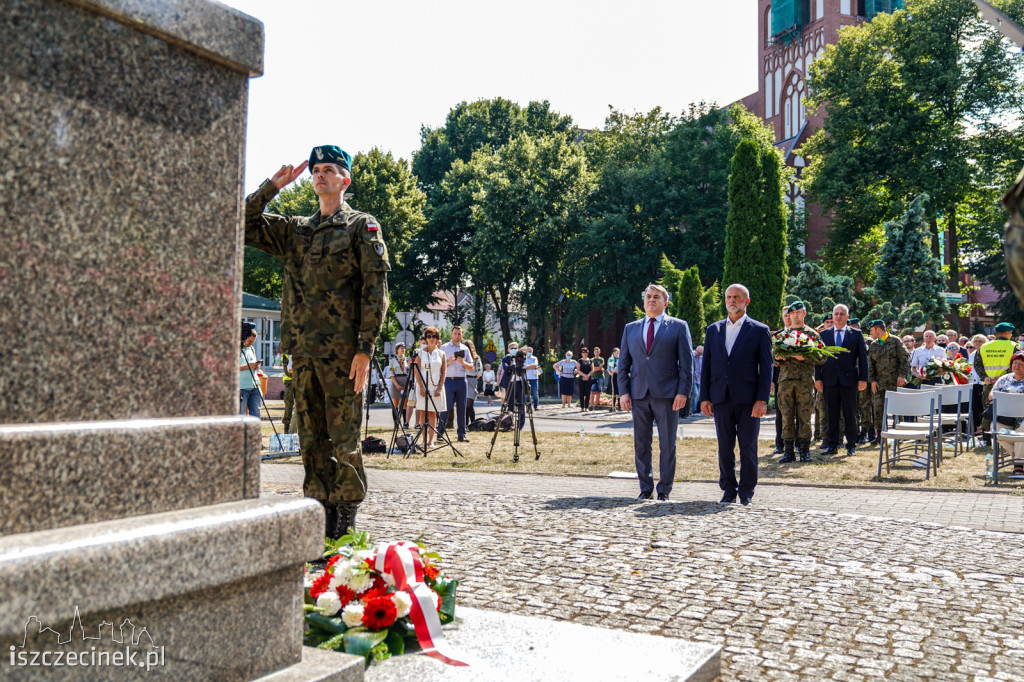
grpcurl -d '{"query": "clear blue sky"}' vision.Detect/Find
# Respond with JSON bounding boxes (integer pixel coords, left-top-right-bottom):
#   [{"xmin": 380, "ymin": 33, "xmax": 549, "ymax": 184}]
[{"xmin": 222, "ymin": 0, "xmax": 758, "ymax": 192}]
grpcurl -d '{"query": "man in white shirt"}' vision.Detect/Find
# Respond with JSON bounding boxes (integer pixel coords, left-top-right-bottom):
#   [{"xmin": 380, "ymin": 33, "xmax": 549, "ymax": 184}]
[
  {"xmin": 440, "ymin": 326, "xmax": 473, "ymax": 442},
  {"xmin": 909, "ymin": 330, "xmax": 946, "ymax": 386}
]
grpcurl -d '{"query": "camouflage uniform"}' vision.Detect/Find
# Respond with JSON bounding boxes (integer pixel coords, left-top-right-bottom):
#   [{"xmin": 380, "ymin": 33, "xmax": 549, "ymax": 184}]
[
  {"xmin": 281, "ymin": 351, "xmax": 295, "ymax": 434},
  {"xmin": 868, "ymin": 334, "xmax": 910, "ymax": 432},
  {"xmin": 245, "ymin": 180, "xmax": 390, "ymax": 508},
  {"xmin": 776, "ymin": 325, "xmax": 823, "ymax": 460},
  {"xmin": 813, "ymin": 388, "xmax": 828, "ymax": 441}
]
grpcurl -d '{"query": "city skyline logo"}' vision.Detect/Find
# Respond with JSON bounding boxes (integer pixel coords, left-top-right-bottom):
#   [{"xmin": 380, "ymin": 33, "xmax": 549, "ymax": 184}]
[{"xmin": 8, "ymin": 607, "xmax": 164, "ymax": 672}]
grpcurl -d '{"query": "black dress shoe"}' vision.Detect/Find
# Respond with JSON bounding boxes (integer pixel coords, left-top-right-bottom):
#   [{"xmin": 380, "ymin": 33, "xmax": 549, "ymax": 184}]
[
  {"xmin": 778, "ymin": 453, "xmax": 796, "ymax": 463},
  {"xmin": 720, "ymin": 493, "xmax": 737, "ymax": 504},
  {"xmin": 846, "ymin": 446, "xmax": 856, "ymax": 456},
  {"xmin": 657, "ymin": 493, "xmax": 669, "ymax": 501},
  {"xmin": 458, "ymin": 436, "xmax": 470, "ymax": 443},
  {"xmin": 823, "ymin": 446, "xmax": 839, "ymax": 455},
  {"xmin": 637, "ymin": 492, "xmax": 652, "ymax": 501},
  {"xmin": 740, "ymin": 497, "xmax": 752, "ymax": 506}
]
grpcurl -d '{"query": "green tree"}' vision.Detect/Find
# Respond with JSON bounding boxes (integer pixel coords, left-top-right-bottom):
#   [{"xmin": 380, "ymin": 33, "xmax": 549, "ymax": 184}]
[
  {"xmin": 786, "ymin": 261, "xmax": 861, "ymax": 323},
  {"xmin": 722, "ymin": 140, "xmax": 788, "ymax": 327},
  {"xmin": 801, "ymin": 0, "xmax": 1024, "ymax": 315},
  {"xmin": 871, "ymin": 194, "xmax": 949, "ymax": 323},
  {"xmin": 675, "ymin": 266, "xmax": 707, "ymax": 345}
]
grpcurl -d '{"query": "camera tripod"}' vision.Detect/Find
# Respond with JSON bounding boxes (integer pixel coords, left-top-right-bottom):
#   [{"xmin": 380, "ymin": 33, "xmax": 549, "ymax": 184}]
[
  {"xmin": 486, "ymin": 370, "xmax": 540, "ymax": 463},
  {"xmin": 373, "ymin": 349, "xmax": 463, "ymax": 460}
]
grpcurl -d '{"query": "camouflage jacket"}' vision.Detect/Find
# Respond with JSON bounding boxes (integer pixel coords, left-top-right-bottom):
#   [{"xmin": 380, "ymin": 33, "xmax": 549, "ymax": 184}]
[
  {"xmin": 244, "ymin": 181, "xmax": 390, "ymax": 365},
  {"xmin": 777, "ymin": 325, "xmax": 823, "ymax": 382},
  {"xmin": 868, "ymin": 334, "xmax": 909, "ymax": 385}
]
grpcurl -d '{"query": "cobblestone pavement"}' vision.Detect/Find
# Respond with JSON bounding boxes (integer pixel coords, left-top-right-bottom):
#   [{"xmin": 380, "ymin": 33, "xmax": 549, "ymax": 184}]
[{"xmin": 266, "ymin": 465, "xmax": 1024, "ymax": 681}]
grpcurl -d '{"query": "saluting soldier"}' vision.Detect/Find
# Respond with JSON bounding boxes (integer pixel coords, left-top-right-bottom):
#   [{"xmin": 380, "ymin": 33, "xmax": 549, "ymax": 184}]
[
  {"xmin": 867, "ymin": 320, "xmax": 909, "ymax": 445},
  {"xmin": 245, "ymin": 145, "xmax": 390, "ymax": 540},
  {"xmin": 776, "ymin": 301, "xmax": 823, "ymax": 463}
]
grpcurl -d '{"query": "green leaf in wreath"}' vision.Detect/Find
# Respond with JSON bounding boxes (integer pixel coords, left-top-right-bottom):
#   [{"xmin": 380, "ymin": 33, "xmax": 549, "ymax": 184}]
[
  {"xmin": 303, "ymin": 629, "xmax": 335, "ymax": 648},
  {"xmin": 342, "ymin": 627, "xmax": 388, "ymax": 662},
  {"xmin": 316, "ymin": 632, "xmax": 347, "ymax": 652},
  {"xmin": 305, "ymin": 613, "xmax": 346, "ymax": 634},
  {"xmin": 384, "ymin": 627, "xmax": 405, "ymax": 657}
]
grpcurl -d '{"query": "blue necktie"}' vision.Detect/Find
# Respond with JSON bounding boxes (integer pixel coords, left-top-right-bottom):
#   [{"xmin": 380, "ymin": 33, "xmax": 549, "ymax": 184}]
[{"xmin": 837, "ymin": 330, "xmax": 844, "ymax": 346}]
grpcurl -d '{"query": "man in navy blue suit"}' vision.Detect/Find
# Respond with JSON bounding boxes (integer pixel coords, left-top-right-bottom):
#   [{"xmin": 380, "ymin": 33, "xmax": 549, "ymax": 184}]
[
  {"xmin": 814, "ymin": 304, "xmax": 869, "ymax": 456},
  {"xmin": 699, "ymin": 284, "xmax": 774, "ymax": 506},
  {"xmin": 618, "ymin": 284, "xmax": 693, "ymax": 501}
]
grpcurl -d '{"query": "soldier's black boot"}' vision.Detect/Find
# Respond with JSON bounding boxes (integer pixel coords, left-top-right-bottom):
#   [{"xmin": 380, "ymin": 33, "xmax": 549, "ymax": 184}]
[
  {"xmin": 323, "ymin": 503, "xmax": 338, "ymax": 540},
  {"xmin": 779, "ymin": 440, "xmax": 796, "ymax": 463},
  {"xmin": 772, "ymin": 437, "xmax": 784, "ymax": 455},
  {"xmin": 798, "ymin": 439, "xmax": 811, "ymax": 462},
  {"xmin": 330, "ymin": 502, "xmax": 358, "ymax": 540},
  {"xmin": 857, "ymin": 428, "xmax": 867, "ymax": 444}
]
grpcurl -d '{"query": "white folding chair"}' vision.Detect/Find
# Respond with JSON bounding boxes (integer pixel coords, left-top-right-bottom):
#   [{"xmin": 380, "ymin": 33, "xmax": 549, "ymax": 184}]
[
  {"xmin": 990, "ymin": 391, "xmax": 1024, "ymax": 484},
  {"xmin": 935, "ymin": 384, "xmax": 972, "ymax": 457},
  {"xmin": 878, "ymin": 390, "xmax": 941, "ymax": 480},
  {"xmin": 892, "ymin": 386, "xmax": 945, "ymax": 467}
]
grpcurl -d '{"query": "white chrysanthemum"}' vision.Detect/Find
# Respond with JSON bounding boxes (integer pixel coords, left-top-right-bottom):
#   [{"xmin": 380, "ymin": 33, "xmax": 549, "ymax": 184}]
[
  {"xmin": 341, "ymin": 603, "xmax": 364, "ymax": 628},
  {"xmin": 352, "ymin": 549, "xmax": 374, "ymax": 566},
  {"xmin": 381, "ymin": 572, "xmax": 396, "ymax": 587},
  {"xmin": 393, "ymin": 592, "xmax": 412, "ymax": 618},
  {"xmin": 783, "ymin": 336, "xmax": 797, "ymax": 347},
  {"xmin": 316, "ymin": 590, "xmax": 342, "ymax": 617},
  {"xmin": 348, "ymin": 572, "xmax": 373, "ymax": 593}
]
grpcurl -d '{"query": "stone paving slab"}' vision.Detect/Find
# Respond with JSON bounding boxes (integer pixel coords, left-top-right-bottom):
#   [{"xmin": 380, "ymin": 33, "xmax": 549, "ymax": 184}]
[{"xmin": 263, "ymin": 465, "xmax": 1023, "ymax": 534}]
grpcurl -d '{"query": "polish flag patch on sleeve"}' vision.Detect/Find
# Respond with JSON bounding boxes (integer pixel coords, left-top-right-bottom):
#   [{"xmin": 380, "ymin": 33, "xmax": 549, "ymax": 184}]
[{"xmin": 366, "ymin": 220, "xmax": 379, "ymax": 232}]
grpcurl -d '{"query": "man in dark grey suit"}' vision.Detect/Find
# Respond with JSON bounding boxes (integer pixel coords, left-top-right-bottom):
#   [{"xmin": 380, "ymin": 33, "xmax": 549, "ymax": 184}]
[
  {"xmin": 700, "ymin": 284, "xmax": 774, "ymax": 506},
  {"xmin": 618, "ymin": 284, "xmax": 693, "ymax": 501}
]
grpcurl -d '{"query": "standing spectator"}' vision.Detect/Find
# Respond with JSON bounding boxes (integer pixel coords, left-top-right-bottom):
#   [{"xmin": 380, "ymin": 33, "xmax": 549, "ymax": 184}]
[
  {"xmin": 554, "ymin": 352, "xmax": 578, "ymax": 408},
  {"xmin": 523, "ymin": 347, "xmax": 540, "ymax": 410},
  {"xmin": 867, "ymin": 320, "xmax": 909, "ymax": 445},
  {"xmin": 814, "ymin": 304, "xmax": 869, "ymax": 456},
  {"xmin": 414, "ymin": 327, "xmax": 447, "ymax": 447},
  {"xmin": 902, "ymin": 335, "xmax": 917, "ymax": 353},
  {"xmin": 966, "ymin": 334, "xmax": 988, "ymax": 439},
  {"xmin": 946, "ymin": 342, "xmax": 963, "ymax": 360},
  {"xmin": 577, "ymin": 348, "xmax": 593, "ymax": 411},
  {"xmin": 910, "ymin": 331, "xmax": 946, "ymax": 386},
  {"xmin": 239, "ymin": 323, "xmax": 261, "ymax": 419},
  {"xmin": 440, "ymin": 326, "xmax": 473, "ymax": 443},
  {"xmin": 388, "ymin": 342, "xmax": 411, "ymax": 428},
  {"xmin": 590, "ymin": 347, "xmax": 605, "ymax": 407},
  {"xmin": 621, "ymin": 283, "xmax": 694, "ymax": 502},
  {"xmin": 608, "ymin": 348, "xmax": 620, "ymax": 404},
  {"xmin": 691, "ymin": 346, "xmax": 704, "ymax": 414},
  {"xmin": 990, "ymin": 353, "xmax": 1024, "ymax": 476},
  {"xmin": 975, "ymin": 322, "xmax": 1018, "ymax": 443},
  {"xmin": 497, "ymin": 342, "xmax": 519, "ymax": 400},
  {"xmin": 482, "ymin": 364, "xmax": 496, "ymax": 406},
  {"xmin": 699, "ymin": 284, "xmax": 771, "ymax": 506},
  {"xmin": 936, "ymin": 334, "xmax": 949, "ymax": 348},
  {"xmin": 465, "ymin": 339, "xmax": 482, "ymax": 423}
]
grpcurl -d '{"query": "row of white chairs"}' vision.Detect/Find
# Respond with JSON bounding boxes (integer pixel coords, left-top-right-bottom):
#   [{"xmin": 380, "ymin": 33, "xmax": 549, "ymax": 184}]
[{"xmin": 878, "ymin": 385, "xmax": 1024, "ymax": 482}]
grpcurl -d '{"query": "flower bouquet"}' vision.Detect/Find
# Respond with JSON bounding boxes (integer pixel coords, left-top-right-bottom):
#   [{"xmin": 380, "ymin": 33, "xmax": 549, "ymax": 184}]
[
  {"xmin": 304, "ymin": 530, "xmax": 463, "ymax": 666},
  {"xmin": 910, "ymin": 356, "xmax": 971, "ymax": 386},
  {"xmin": 771, "ymin": 329, "xmax": 849, "ymax": 363}
]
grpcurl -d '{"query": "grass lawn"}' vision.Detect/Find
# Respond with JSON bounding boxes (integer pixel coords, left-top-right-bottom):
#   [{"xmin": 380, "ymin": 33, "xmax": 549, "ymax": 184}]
[{"xmin": 257, "ymin": 403, "xmax": 1018, "ymax": 490}]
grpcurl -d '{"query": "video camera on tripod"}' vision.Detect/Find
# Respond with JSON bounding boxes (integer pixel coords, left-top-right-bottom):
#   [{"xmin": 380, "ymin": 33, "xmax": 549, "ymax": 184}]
[{"xmin": 512, "ymin": 349, "xmax": 527, "ymax": 376}]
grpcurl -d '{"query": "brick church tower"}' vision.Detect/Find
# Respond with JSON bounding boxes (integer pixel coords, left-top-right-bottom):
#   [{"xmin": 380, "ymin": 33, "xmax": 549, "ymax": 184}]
[{"xmin": 739, "ymin": 0, "xmax": 905, "ymax": 258}]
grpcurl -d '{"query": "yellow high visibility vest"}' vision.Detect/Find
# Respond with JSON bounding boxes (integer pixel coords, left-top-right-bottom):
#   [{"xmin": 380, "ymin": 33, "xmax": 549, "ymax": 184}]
[
  {"xmin": 281, "ymin": 352, "xmax": 292, "ymax": 382},
  {"xmin": 979, "ymin": 339, "xmax": 1016, "ymax": 378}
]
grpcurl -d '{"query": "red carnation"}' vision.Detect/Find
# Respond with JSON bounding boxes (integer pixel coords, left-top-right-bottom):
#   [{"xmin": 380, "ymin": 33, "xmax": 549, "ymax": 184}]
[
  {"xmin": 310, "ymin": 573, "xmax": 332, "ymax": 600},
  {"xmin": 361, "ymin": 595, "xmax": 397, "ymax": 630}
]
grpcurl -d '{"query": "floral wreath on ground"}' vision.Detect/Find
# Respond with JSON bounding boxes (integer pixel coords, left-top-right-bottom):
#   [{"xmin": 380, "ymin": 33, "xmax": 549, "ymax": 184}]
[
  {"xmin": 771, "ymin": 328, "xmax": 849, "ymax": 364},
  {"xmin": 303, "ymin": 530, "xmax": 460, "ymax": 666}
]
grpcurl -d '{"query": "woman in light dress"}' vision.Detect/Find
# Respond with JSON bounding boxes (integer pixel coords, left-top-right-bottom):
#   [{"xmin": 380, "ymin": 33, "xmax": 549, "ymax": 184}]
[{"xmin": 414, "ymin": 326, "xmax": 447, "ymax": 447}]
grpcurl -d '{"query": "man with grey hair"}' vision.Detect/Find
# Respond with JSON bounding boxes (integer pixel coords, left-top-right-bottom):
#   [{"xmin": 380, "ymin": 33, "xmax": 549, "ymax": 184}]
[
  {"xmin": 814, "ymin": 303, "xmax": 869, "ymax": 456},
  {"xmin": 618, "ymin": 283, "xmax": 693, "ymax": 501},
  {"xmin": 699, "ymin": 284, "xmax": 773, "ymax": 505}
]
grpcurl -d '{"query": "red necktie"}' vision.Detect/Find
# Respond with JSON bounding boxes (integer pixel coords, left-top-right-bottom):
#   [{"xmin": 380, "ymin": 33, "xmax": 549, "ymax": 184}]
[{"xmin": 646, "ymin": 318, "xmax": 655, "ymax": 353}]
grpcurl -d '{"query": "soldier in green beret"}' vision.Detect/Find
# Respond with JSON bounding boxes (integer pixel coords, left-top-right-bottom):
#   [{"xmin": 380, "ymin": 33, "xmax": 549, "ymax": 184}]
[
  {"xmin": 867, "ymin": 320, "xmax": 909, "ymax": 445},
  {"xmin": 244, "ymin": 145, "xmax": 390, "ymax": 540},
  {"xmin": 776, "ymin": 301, "xmax": 823, "ymax": 462}
]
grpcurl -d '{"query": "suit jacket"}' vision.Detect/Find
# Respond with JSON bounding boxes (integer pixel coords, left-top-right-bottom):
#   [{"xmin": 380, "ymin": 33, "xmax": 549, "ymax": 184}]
[
  {"xmin": 699, "ymin": 316, "xmax": 773, "ymax": 405},
  {"xmin": 814, "ymin": 327, "xmax": 869, "ymax": 387},
  {"xmin": 617, "ymin": 315, "xmax": 693, "ymax": 400}
]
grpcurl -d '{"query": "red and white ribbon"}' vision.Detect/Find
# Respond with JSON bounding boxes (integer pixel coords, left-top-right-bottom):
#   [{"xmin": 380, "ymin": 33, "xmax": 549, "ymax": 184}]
[{"xmin": 374, "ymin": 541, "xmax": 468, "ymax": 666}]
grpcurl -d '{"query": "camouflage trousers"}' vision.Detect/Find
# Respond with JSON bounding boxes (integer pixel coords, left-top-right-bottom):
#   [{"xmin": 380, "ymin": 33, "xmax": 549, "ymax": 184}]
[
  {"xmin": 870, "ymin": 383, "xmax": 899, "ymax": 432},
  {"xmin": 293, "ymin": 357, "xmax": 367, "ymax": 505},
  {"xmin": 813, "ymin": 390, "xmax": 827, "ymax": 439},
  {"xmin": 858, "ymin": 387, "xmax": 873, "ymax": 431},
  {"xmin": 282, "ymin": 380, "xmax": 295, "ymax": 432},
  {"xmin": 778, "ymin": 379, "xmax": 814, "ymax": 441}
]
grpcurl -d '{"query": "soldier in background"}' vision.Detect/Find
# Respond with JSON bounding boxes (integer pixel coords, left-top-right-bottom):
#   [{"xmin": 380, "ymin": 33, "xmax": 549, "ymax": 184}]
[
  {"xmin": 772, "ymin": 306, "xmax": 791, "ymax": 455},
  {"xmin": 244, "ymin": 145, "xmax": 390, "ymax": 541},
  {"xmin": 776, "ymin": 301, "xmax": 822, "ymax": 463},
  {"xmin": 867, "ymin": 320, "xmax": 909, "ymax": 445},
  {"xmin": 813, "ymin": 313, "xmax": 834, "ymax": 446}
]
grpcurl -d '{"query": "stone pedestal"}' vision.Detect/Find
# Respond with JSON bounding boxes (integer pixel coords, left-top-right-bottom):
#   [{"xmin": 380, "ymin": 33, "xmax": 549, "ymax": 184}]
[{"xmin": 0, "ymin": 0, "xmax": 360, "ymax": 679}]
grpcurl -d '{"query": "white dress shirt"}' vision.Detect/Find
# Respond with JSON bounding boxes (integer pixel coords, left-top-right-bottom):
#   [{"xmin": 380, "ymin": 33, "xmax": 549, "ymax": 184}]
[
  {"xmin": 641, "ymin": 313, "xmax": 666, "ymax": 351},
  {"xmin": 724, "ymin": 314, "xmax": 748, "ymax": 355}
]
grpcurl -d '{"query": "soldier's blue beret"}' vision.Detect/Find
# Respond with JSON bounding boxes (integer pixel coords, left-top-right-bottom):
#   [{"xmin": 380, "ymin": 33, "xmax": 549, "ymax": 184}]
[
  {"xmin": 785, "ymin": 301, "xmax": 805, "ymax": 313},
  {"xmin": 309, "ymin": 145, "xmax": 352, "ymax": 172},
  {"xmin": 996, "ymin": 322, "xmax": 1015, "ymax": 332}
]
